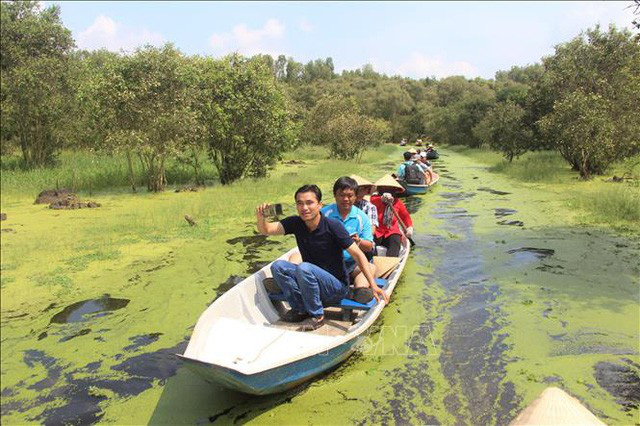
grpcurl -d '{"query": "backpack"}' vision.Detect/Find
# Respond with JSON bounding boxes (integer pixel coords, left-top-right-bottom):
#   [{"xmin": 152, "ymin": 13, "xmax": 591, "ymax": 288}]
[{"xmin": 405, "ymin": 163, "xmax": 424, "ymax": 184}]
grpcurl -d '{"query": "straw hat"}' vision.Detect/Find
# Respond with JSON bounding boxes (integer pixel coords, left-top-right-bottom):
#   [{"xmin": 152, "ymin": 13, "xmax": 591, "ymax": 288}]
[
  {"xmin": 350, "ymin": 174, "xmax": 374, "ymax": 188},
  {"xmin": 351, "ymin": 174, "xmax": 376, "ymax": 195},
  {"xmin": 374, "ymin": 174, "xmax": 405, "ymax": 193},
  {"xmin": 407, "ymin": 148, "xmax": 417, "ymax": 154}
]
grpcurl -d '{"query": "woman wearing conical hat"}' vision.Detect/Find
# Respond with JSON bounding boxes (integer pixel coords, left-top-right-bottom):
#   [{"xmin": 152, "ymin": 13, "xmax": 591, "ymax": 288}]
[
  {"xmin": 370, "ymin": 175, "xmax": 413, "ymax": 257},
  {"xmin": 351, "ymin": 174, "xmax": 378, "ymax": 239}
]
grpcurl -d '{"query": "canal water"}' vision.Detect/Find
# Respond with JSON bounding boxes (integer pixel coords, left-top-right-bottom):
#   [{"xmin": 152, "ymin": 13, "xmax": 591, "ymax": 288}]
[{"xmin": 1, "ymin": 150, "xmax": 638, "ymax": 424}]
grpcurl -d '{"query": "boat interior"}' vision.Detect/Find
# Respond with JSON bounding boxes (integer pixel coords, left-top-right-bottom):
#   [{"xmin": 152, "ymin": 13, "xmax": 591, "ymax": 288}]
[
  {"xmin": 265, "ymin": 244, "xmax": 405, "ymax": 337},
  {"xmin": 182, "ymin": 245, "xmax": 407, "ymax": 373}
]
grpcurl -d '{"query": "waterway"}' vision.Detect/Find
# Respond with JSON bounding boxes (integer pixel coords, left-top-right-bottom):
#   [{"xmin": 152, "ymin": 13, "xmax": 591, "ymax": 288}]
[{"xmin": 1, "ymin": 149, "xmax": 638, "ymax": 424}]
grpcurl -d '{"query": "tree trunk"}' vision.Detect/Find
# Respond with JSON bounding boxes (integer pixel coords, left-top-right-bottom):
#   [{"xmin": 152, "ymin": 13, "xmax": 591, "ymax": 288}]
[
  {"xmin": 125, "ymin": 150, "xmax": 137, "ymax": 192},
  {"xmin": 144, "ymin": 154, "xmax": 167, "ymax": 192},
  {"xmin": 191, "ymin": 148, "xmax": 202, "ymax": 185}
]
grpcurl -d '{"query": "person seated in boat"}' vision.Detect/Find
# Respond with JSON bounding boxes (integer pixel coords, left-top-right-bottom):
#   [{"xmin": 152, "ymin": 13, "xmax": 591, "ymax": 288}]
[
  {"xmin": 370, "ymin": 175, "xmax": 413, "ymax": 257},
  {"xmin": 288, "ymin": 176, "xmax": 379, "ymax": 303},
  {"xmin": 418, "ymin": 151, "xmax": 436, "ymax": 184},
  {"xmin": 256, "ymin": 184, "xmax": 388, "ymax": 331},
  {"xmin": 321, "ymin": 176, "xmax": 378, "ymax": 303},
  {"xmin": 351, "ymin": 174, "xmax": 378, "ymax": 238},
  {"xmin": 397, "ymin": 152, "xmax": 426, "ymax": 185}
]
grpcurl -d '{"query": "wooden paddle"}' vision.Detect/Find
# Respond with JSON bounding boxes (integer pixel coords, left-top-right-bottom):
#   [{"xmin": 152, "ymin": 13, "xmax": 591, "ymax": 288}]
[{"xmin": 390, "ymin": 203, "xmax": 415, "ymax": 247}]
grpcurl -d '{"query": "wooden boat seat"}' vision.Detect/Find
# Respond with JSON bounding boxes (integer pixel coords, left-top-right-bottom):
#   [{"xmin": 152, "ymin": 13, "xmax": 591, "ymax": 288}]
[{"xmin": 268, "ymin": 278, "xmax": 389, "ymax": 311}]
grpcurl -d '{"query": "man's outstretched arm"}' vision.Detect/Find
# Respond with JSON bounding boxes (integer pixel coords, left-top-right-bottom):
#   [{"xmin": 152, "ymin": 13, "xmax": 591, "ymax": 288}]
[{"xmin": 256, "ymin": 203, "xmax": 285, "ymax": 235}]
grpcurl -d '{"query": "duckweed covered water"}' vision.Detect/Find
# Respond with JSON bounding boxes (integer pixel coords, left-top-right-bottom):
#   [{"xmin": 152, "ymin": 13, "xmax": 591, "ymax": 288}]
[{"xmin": 1, "ymin": 147, "xmax": 638, "ymax": 424}]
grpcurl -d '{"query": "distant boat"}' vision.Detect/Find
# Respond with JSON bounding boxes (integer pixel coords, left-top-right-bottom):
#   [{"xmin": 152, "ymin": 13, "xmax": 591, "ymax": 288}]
[
  {"xmin": 510, "ymin": 387, "xmax": 605, "ymax": 425},
  {"xmin": 178, "ymin": 240, "xmax": 410, "ymax": 395},
  {"xmin": 426, "ymin": 150, "xmax": 439, "ymax": 160},
  {"xmin": 399, "ymin": 173, "xmax": 439, "ymax": 196}
]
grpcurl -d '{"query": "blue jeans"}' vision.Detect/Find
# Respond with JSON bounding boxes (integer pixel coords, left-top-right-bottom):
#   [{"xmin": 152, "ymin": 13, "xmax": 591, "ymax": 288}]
[{"xmin": 270, "ymin": 260, "xmax": 348, "ymax": 318}]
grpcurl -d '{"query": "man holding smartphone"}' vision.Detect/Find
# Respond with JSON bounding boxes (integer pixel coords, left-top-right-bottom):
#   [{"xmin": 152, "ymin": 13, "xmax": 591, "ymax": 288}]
[{"xmin": 256, "ymin": 183, "xmax": 387, "ymax": 332}]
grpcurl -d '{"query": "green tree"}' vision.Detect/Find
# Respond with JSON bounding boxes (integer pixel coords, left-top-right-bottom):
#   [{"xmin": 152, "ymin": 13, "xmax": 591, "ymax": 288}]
[
  {"xmin": 303, "ymin": 94, "xmax": 359, "ymax": 146},
  {"xmin": 303, "ymin": 94, "xmax": 390, "ymax": 159},
  {"xmin": 0, "ymin": 0, "xmax": 75, "ymax": 167},
  {"xmin": 537, "ymin": 25, "xmax": 640, "ymax": 174},
  {"xmin": 424, "ymin": 77, "xmax": 496, "ymax": 147},
  {"xmin": 87, "ymin": 44, "xmax": 198, "ymax": 191},
  {"xmin": 325, "ymin": 114, "xmax": 391, "ymax": 160},
  {"xmin": 195, "ymin": 54, "xmax": 295, "ymax": 185},
  {"xmin": 539, "ymin": 91, "xmax": 615, "ymax": 179},
  {"xmin": 285, "ymin": 57, "xmax": 304, "ymax": 83},
  {"xmin": 473, "ymin": 101, "xmax": 532, "ymax": 162}
]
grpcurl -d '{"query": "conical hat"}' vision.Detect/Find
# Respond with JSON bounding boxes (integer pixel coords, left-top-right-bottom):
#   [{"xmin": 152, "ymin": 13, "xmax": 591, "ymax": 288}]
[
  {"xmin": 350, "ymin": 174, "xmax": 374, "ymax": 189},
  {"xmin": 373, "ymin": 256, "xmax": 402, "ymax": 278},
  {"xmin": 511, "ymin": 387, "xmax": 605, "ymax": 425},
  {"xmin": 374, "ymin": 174, "xmax": 405, "ymax": 193},
  {"xmin": 407, "ymin": 148, "xmax": 417, "ymax": 154}
]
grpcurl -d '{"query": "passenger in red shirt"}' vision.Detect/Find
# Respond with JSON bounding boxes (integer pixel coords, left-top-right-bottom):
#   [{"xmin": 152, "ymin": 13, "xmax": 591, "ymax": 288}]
[{"xmin": 370, "ymin": 175, "xmax": 414, "ymax": 257}]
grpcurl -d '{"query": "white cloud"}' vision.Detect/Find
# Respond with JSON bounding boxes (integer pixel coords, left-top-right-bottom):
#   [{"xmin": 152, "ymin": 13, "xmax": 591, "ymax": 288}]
[
  {"xmin": 298, "ymin": 18, "xmax": 314, "ymax": 33},
  {"xmin": 208, "ymin": 19, "xmax": 286, "ymax": 56},
  {"xmin": 374, "ymin": 53, "xmax": 479, "ymax": 79},
  {"xmin": 77, "ymin": 15, "xmax": 165, "ymax": 52},
  {"xmin": 566, "ymin": 1, "xmax": 635, "ymax": 30}
]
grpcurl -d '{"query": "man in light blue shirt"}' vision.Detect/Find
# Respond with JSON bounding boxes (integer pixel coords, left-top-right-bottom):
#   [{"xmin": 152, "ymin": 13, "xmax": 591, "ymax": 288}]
[
  {"xmin": 397, "ymin": 151, "xmax": 427, "ymax": 184},
  {"xmin": 321, "ymin": 176, "xmax": 376, "ymax": 301}
]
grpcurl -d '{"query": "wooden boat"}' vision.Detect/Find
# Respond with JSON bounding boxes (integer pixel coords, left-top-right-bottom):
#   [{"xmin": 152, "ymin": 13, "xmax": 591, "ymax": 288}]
[
  {"xmin": 178, "ymin": 239, "xmax": 410, "ymax": 395},
  {"xmin": 402, "ymin": 182, "xmax": 428, "ymax": 195},
  {"xmin": 398, "ymin": 172, "xmax": 440, "ymax": 196},
  {"xmin": 510, "ymin": 387, "xmax": 605, "ymax": 425}
]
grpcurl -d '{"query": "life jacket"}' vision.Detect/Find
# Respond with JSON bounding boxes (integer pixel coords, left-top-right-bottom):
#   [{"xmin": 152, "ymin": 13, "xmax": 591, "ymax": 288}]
[{"xmin": 405, "ymin": 163, "xmax": 424, "ymax": 184}]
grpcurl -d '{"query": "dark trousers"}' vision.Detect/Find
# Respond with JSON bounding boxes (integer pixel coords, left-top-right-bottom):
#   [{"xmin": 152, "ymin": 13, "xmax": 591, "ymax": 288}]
[{"xmin": 375, "ymin": 234, "xmax": 403, "ymax": 257}]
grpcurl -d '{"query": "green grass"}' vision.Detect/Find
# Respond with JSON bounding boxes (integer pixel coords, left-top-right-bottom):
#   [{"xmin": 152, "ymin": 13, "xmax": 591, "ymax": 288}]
[
  {"xmin": 446, "ymin": 145, "xmax": 640, "ymax": 232},
  {"xmin": 446, "ymin": 146, "xmax": 572, "ymax": 183},
  {"xmin": 488, "ymin": 151, "xmax": 571, "ymax": 182},
  {"xmin": 571, "ymin": 183, "xmax": 640, "ymax": 228},
  {"xmin": 0, "ymin": 143, "xmax": 398, "ymax": 200},
  {"xmin": 0, "ymin": 150, "xmax": 218, "ymax": 198}
]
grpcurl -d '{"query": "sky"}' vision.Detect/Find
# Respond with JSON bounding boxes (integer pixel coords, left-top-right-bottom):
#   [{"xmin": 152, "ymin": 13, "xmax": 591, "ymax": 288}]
[{"xmin": 46, "ymin": 1, "xmax": 638, "ymax": 79}]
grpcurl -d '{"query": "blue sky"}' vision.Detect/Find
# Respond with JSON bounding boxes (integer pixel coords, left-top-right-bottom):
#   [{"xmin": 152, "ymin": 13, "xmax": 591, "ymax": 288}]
[{"xmin": 48, "ymin": 1, "xmax": 637, "ymax": 79}]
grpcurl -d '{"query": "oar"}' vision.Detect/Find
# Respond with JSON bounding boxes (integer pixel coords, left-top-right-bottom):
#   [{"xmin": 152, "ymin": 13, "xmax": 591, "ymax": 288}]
[{"xmin": 390, "ymin": 205, "xmax": 416, "ymax": 247}]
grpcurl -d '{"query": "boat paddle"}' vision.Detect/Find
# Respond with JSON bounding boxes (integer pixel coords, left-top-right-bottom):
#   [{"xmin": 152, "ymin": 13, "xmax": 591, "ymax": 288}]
[{"xmin": 390, "ymin": 205, "xmax": 415, "ymax": 247}]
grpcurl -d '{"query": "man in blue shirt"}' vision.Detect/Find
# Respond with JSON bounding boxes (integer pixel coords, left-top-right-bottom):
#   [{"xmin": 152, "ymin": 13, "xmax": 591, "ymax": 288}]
[
  {"xmin": 397, "ymin": 152, "xmax": 427, "ymax": 184},
  {"xmin": 321, "ymin": 177, "xmax": 376, "ymax": 294},
  {"xmin": 257, "ymin": 184, "xmax": 387, "ymax": 331}
]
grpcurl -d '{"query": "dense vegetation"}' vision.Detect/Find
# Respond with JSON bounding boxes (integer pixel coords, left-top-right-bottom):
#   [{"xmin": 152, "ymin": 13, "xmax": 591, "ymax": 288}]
[{"xmin": 1, "ymin": 1, "xmax": 639, "ymax": 189}]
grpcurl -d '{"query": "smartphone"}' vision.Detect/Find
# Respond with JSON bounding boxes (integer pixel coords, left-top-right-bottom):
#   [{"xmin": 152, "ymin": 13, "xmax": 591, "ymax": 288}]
[{"xmin": 264, "ymin": 203, "xmax": 283, "ymax": 217}]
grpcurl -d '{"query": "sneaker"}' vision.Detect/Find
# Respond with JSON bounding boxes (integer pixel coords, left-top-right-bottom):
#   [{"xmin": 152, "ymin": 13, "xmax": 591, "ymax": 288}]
[
  {"xmin": 263, "ymin": 277, "xmax": 281, "ymax": 293},
  {"xmin": 297, "ymin": 316, "xmax": 325, "ymax": 332},
  {"xmin": 280, "ymin": 310, "xmax": 309, "ymax": 323},
  {"xmin": 351, "ymin": 288, "xmax": 374, "ymax": 304}
]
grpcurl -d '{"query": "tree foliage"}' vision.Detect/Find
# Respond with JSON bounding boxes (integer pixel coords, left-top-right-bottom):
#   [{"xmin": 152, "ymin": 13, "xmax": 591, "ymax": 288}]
[
  {"xmin": 195, "ymin": 54, "xmax": 295, "ymax": 185},
  {"xmin": 303, "ymin": 94, "xmax": 390, "ymax": 159},
  {"xmin": 537, "ymin": 25, "xmax": 640, "ymax": 177},
  {"xmin": 539, "ymin": 91, "xmax": 615, "ymax": 178},
  {"xmin": 86, "ymin": 44, "xmax": 198, "ymax": 191},
  {"xmin": 473, "ymin": 101, "xmax": 532, "ymax": 162},
  {"xmin": 325, "ymin": 114, "xmax": 390, "ymax": 160},
  {"xmin": 2, "ymin": 2, "xmax": 638, "ymax": 188},
  {"xmin": 0, "ymin": 0, "xmax": 75, "ymax": 167}
]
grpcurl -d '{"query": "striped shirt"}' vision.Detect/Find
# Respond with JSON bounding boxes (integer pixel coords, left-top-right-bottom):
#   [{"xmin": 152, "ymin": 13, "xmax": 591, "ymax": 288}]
[{"xmin": 355, "ymin": 199, "xmax": 379, "ymax": 228}]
